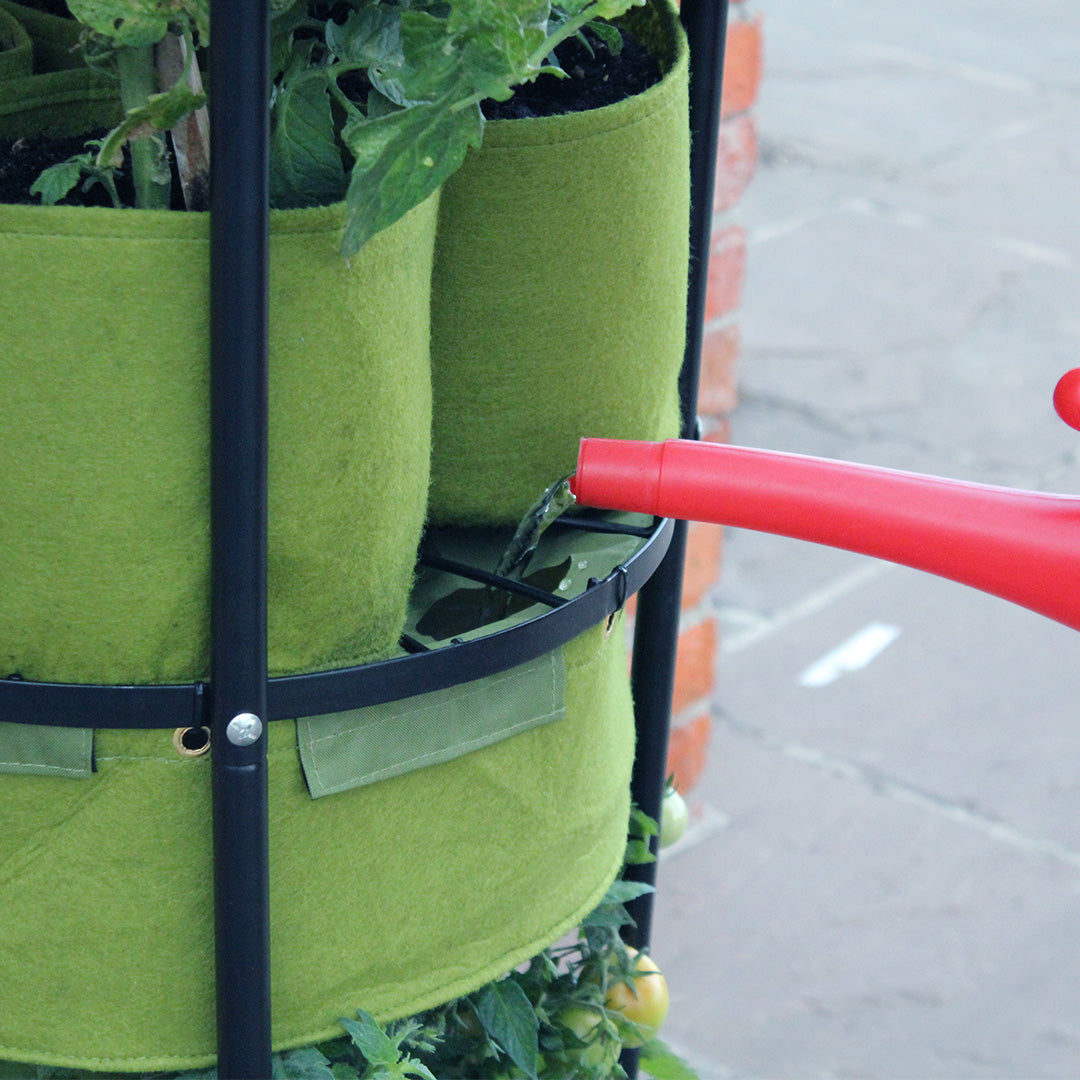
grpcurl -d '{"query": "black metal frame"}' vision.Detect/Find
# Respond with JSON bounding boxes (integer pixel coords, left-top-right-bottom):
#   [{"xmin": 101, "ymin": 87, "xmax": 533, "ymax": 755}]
[
  {"xmin": 621, "ymin": 2, "xmax": 728, "ymax": 1076},
  {"xmin": 207, "ymin": 2, "xmax": 272, "ymax": 1074},
  {"xmin": 1, "ymin": 0, "xmax": 727, "ymax": 1072},
  {"xmin": 625, "ymin": 0, "xmax": 730, "ymax": 948}
]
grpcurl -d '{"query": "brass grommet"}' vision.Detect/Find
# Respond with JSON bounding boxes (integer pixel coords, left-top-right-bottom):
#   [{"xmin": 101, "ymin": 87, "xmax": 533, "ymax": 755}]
[{"xmin": 173, "ymin": 725, "xmax": 211, "ymax": 757}]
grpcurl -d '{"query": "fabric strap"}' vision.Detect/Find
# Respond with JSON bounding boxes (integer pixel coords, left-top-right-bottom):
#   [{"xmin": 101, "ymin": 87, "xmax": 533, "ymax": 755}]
[
  {"xmin": 0, "ymin": 720, "xmax": 92, "ymax": 778},
  {"xmin": 297, "ymin": 649, "xmax": 566, "ymax": 798}
]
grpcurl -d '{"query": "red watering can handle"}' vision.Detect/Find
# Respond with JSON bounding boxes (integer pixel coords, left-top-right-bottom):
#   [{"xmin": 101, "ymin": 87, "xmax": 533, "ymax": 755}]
[{"xmin": 572, "ymin": 370, "xmax": 1080, "ymax": 633}]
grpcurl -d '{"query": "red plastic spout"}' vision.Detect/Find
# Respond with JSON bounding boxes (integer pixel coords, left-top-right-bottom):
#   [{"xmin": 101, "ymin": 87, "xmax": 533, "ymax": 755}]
[{"xmin": 572, "ymin": 437, "xmax": 1080, "ymax": 632}]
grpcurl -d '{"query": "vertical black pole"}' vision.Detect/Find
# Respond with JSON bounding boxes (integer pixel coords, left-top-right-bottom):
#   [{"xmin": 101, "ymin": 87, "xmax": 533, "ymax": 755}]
[
  {"xmin": 209, "ymin": 0, "xmax": 272, "ymax": 1075},
  {"xmin": 621, "ymin": 8, "xmax": 729, "ymax": 1075},
  {"xmin": 623, "ymin": 0, "xmax": 730, "ymax": 958}
]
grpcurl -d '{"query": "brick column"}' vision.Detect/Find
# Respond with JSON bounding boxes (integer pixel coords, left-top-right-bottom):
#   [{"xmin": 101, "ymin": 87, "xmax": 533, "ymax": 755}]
[{"xmin": 665, "ymin": 0, "xmax": 762, "ymax": 795}]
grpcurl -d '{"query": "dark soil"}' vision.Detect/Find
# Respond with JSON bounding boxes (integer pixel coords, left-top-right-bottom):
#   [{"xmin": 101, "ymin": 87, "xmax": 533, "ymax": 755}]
[
  {"xmin": 0, "ymin": 132, "xmax": 136, "ymax": 206},
  {"xmin": 482, "ymin": 25, "xmax": 662, "ymax": 121},
  {"xmin": 11, "ymin": 0, "xmax": 71, "ymax": 15}
]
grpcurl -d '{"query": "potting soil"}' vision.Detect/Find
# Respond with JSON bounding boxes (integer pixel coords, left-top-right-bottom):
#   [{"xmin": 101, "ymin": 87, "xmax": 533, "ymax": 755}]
[{"xmin": 482, "ymin": 24, "xmax": 662, "ymax": 120}]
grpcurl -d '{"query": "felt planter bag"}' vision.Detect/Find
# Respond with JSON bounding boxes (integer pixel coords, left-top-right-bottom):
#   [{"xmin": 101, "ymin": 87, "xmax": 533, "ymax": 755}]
[
  {"xmin": 0, "ymin": 198, "xmax": 436, "ymax": 688},
  {"xmin": 427, "ymin": 0, "xmax": 690, "ymax": 525},
  {"xmin": 0, "ymin": 517, "xmax": 641, "ymax": 1071}
]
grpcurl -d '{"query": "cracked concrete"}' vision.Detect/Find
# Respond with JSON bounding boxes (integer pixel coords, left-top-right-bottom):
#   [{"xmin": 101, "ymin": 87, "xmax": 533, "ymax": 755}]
[{"xmin": 648, "ymin": 3, "xmax": 1080, "ymax": 1077}]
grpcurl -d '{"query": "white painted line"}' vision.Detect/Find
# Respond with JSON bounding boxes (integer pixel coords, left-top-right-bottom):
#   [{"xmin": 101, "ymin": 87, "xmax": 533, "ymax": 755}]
[
  {"xmin": 721, "ymin": 559, "xmax": 895, "ymax": 658},
  {"xmin": 988, "ymin": 234, "xmax": 1077, "ymax": 269},
  {"xmin": 797, "ymin": 622, "xmax": 901, "ymax": 688}
]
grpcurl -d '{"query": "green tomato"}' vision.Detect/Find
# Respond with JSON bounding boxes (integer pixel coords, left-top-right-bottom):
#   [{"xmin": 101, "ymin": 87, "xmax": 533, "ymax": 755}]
[
  {"xmin": 659, "ymin": 786, "xmax": 689, "ymax": 849},
  {"xmin": 556, "ymin": 1006, "xmax": 620, "ymax": 1074}
]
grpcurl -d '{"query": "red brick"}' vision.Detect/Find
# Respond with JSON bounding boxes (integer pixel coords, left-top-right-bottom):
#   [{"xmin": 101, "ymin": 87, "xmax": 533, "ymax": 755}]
[
  {"xmin": 671, "ymin": 618, "xmax": 717, "ymax": 715},
  {"xmin": 721, "ymin": 15, "xmax": 763, "ymax": 119},
  {"xmin": 681, "ymin": 521, "xmax": 724, "ymax": 611},
  {"xmin": 698, "ymin": 322, "xmax": 741, "ymax": 417},
  {"xmin": 704, "ymin": 225, "xmax": 746, "ymax": 322},
  {"xmin": 714, "ymin": 113, "xmax": 758, "ymax": 213},
  {"xmin": 700, "ymin": 416, "xmax": 732, "ymax": 447},
  {"xmin": 666, "ymin": 713, "xmax": 714, "ymax": 793}
]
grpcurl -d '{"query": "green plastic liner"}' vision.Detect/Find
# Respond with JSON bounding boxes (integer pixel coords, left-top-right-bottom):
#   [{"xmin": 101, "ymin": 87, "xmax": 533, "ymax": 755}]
[
  {"xmin": 0, "ymin": 0, "xmax": 89, "ymax": 73},
  {"xmin": 0, "ymin": 6, "xmax": 31, "ymax": 82},
  {"xmin": 0, "ymin": 1, "xmax": 119, "ymax": 137},
  {"xmin": 428, "ymin": 0, "xmax": 690, "ymax": 524}
]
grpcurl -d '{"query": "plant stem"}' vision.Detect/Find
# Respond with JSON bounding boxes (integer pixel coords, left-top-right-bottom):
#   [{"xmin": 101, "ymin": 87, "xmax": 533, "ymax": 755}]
[
  {"xmin": 116, "ymin": 45, "xmax": 171, "ymax": 209},
  {"xmin": 157, "ymin": 32, "xmax": 209, "ymax": 210}
]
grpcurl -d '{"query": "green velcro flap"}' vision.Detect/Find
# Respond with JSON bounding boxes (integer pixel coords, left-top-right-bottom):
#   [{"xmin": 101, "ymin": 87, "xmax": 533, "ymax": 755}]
[
  {"xmin": 0, "ymin": 721, "xmax": 92, "ymax": 778},
  {"xmin": 298, "ymin": 649, "xmax": 566, "ymax": 799}
]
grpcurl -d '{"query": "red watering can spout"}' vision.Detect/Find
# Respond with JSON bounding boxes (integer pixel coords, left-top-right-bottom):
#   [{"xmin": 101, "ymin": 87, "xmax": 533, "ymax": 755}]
[{"xmin": 571, "ymin": 371, "xmax": 1080, "ymax": 633}]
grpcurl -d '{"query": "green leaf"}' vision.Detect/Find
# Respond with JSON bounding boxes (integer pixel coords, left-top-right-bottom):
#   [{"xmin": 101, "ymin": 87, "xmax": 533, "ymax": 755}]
[
  {"xmin": 474, "ymin": 979, "xmax": 540, "ymax": 1080},
  {"xmin": 339, "ymin": 1012, "xmax": 438, "ymax": 1080},
  {"xmin": 586, "ymin": 20, "xmax": 624, "ymax": 53},
  {"xmin": 603, "ymin": 880, "xmax": 656, "ymax": 905},
  {"xmin": 583, "ymin": 0, "xmax": 645, "ymax": 21},
  {"xmin": 341, "ymin": 1010, "xmax": 400, "ymax": 1066},
  {"xmin": 638, "ymin": 1038, "xmax": 703, "ymax": 1080},
  {"xmin": 278, "ymin": 1045, "xmax": 338, "ymax": 1080},
  {"xmin": 370, "ymin": 10, "xmax": 459, "ymax": 105},
  {"xmin": 624, "ymin": 838, "xmax": 657, "ymax": 866},
  {"xmin": 269, "ymin": 71, "xmax": 346, "ymax": 208},
  {"xmin": 29, "ymin": 159, "xmax": 87, "ymax": 205},
  {"xmin": 339, "ymin": 97, "xmax": 483, "ymax": 255},
  {"xmin": 450, "ymin": 0, "xmax": 549, "ymax": 99},
  {"xmin": 580, "ymin": 903, "xmax": 633, "ymax": 929},
  {"xmin": 96, "ymin": 82, "xmax": 206, "ymax": 167},
  {"xmin": 326, "ymin": 4, "xmax": 401, "ymax": 68},
  {"xmin": 67, "ymin": 0, "xmax": 207, "ymax": 46}
]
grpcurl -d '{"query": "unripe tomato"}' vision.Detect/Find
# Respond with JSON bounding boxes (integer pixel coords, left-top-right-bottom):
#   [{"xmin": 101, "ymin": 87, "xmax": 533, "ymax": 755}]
[
  {"xmin": 556, "ymin": 1006, "xmax": 619, "ymax": 1072},
  {"xmin": 659, "ymin": 785, "xmax": 689, "ymax": 849},
  {"xmin": 604, "ymin": 948, "xmax": 669, "ymax": 1046}
]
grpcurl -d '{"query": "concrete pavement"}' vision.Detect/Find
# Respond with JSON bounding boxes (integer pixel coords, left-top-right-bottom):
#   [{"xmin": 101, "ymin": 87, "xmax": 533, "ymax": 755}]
[{"xmin": 650, "ymin": 3, "xmax": 1080, "ymax": 1077}]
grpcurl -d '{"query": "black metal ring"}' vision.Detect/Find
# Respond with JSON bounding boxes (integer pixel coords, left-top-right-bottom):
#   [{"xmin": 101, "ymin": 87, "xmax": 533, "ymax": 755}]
[{"xmin": 0, "ymin": 517, "xmax": 673, "ymax": 729}]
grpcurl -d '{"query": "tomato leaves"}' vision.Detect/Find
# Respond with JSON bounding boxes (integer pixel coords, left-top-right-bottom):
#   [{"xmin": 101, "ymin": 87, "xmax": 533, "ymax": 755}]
[
  {"xmin": 637, "ymin": 1039, "xmax": 702, "ymax": 1080},
  {"xmin": 474, "ymin": 979, "xmax": 541, "ymax": 1079},
  {"xmin": 337, "ymin": 1011, "xmax": 438, "ymax": 1080},
  {"xmin": 66, "ymin": 0, "xmax": 209, "ymax": 47},
  {"xmin": 269, "ymin": 43, "xmax": 346, "ymax": 209},
  {"xmin": 267, "ymin": 0, "xmax": 646, "ymax": 254},
  {"xmin": 43, "ymin": 0, "xmax": 645, "ymax": 252},
  {"xmin": 339, "ymin": 96, "xmax": 482, "ymax": 255}
]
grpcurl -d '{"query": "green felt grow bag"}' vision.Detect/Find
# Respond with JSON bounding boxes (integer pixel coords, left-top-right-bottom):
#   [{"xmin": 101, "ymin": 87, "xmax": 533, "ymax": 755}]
[
  {"xmin": 0, "ymin": 617, "xmax": 635, "ymax": 1070},
  {"xmin": 0, "ymin": 196, "xmax": 437, "ymax": 685},
  {"xmin": 428, "ymin": 0, "xmax": 690, "ymax": 525}
]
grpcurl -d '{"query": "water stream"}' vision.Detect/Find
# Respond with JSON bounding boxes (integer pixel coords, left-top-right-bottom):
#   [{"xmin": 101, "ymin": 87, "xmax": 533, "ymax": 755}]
[{"xmin": 485, "ymin": 474, "xmax": 576, "ymax": 621}]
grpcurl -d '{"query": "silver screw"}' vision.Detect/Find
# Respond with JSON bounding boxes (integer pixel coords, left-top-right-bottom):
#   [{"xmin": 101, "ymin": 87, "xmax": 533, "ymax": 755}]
[{"xmin": 226, "ymin": 712, "xmax": 263, "ymax": 746}]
